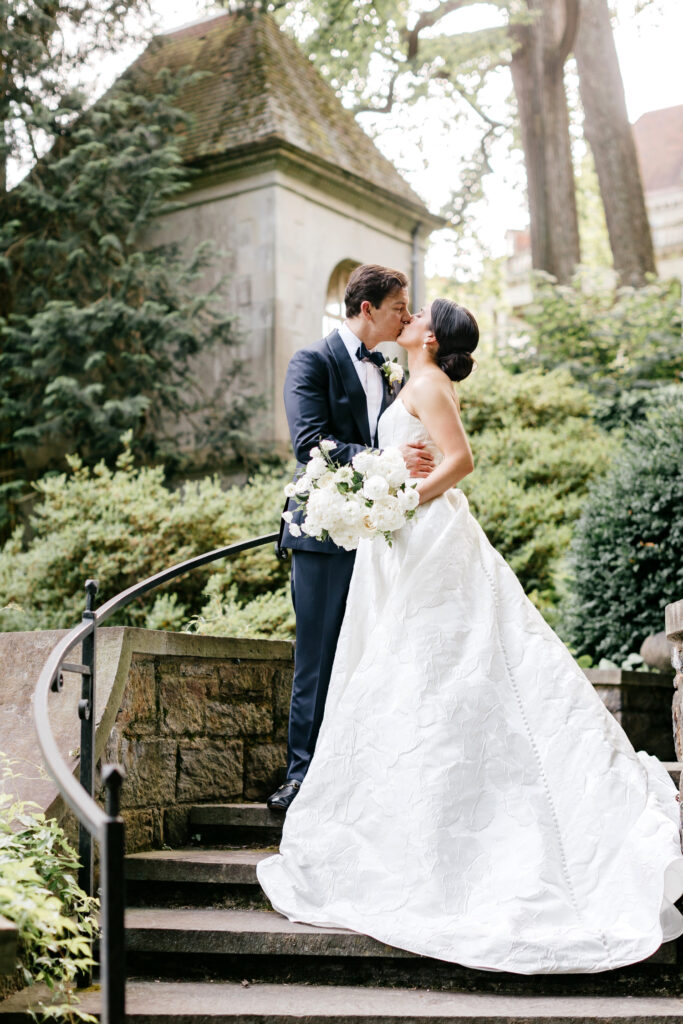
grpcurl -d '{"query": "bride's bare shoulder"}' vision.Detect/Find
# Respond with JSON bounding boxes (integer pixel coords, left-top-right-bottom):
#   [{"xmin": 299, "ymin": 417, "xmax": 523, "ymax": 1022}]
[{"xmin": 408, "ymin": 372, "xmax": 459, "ymax": 409}]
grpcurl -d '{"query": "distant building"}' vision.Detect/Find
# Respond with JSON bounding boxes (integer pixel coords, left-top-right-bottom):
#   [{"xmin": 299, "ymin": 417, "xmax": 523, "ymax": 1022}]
[
  {"xmin": 505, "ymin": 104, "xmax": 683, "ymax": 311},
  {"xmin": 632, "ymin": 104, "xmax": 683, "ymax": 285},
  {"xmin": 130, "ymin": 11, "xmax": 441, "ymax": 450}
]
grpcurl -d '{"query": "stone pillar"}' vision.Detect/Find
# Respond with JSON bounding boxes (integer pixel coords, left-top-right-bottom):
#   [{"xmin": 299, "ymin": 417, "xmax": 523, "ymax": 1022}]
[{"xmin": 665, "ymin": 598, "xmax": 683, "ymax": 815}]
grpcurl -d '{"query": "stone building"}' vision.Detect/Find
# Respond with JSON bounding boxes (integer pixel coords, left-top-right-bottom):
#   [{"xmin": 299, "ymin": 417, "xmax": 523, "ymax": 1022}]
[{"xmin": 130, "ymin": 11, "xmax": 441, "ymax": 449}]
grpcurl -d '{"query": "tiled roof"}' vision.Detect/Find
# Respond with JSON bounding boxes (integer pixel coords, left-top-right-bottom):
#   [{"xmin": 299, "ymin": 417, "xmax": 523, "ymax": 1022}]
[
  {"xmin": 128, "ymin": 11, "xmax": 427, "ymax": 211},
  {"xmin": 633, "ymin": 105, "xmax": 683, "ymax": 193}
]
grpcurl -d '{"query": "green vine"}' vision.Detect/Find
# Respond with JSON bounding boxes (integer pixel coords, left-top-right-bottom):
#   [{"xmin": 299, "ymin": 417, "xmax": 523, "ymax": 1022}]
[{"xmin": 0, "ymin": 755, "xmax": 98, "ymax": 1022}]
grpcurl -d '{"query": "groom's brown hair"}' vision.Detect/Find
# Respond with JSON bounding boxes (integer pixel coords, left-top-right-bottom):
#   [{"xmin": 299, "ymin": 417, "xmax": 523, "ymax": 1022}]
[{"xmin": 344, "ymin": 264, "xmax": 408, "ymax": 318}]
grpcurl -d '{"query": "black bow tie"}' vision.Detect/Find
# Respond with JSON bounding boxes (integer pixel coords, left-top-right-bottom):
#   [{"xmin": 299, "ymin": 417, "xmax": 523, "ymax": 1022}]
[{"xmin": 355, "ymin": 343, "xmax": 385, "ymax": 369}]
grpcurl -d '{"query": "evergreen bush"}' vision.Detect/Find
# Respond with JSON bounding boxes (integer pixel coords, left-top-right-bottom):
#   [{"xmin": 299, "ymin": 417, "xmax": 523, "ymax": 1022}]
[
  {"xmin": 513, "ymin": 271, "xmax": 682, "ymax": 429},
  {"xmin": 0, "ymin": 433, "xmax": 292, "ymax": 633},
  {"xmin": 563, "ymin": 394, "xmax": 683, "ymax": 662}
]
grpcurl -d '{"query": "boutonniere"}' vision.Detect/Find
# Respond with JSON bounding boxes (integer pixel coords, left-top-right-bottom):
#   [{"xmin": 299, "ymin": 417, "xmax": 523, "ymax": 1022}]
[{"xmin": 381, "ymin": 359, "xmax": 405, "ymax": 388}]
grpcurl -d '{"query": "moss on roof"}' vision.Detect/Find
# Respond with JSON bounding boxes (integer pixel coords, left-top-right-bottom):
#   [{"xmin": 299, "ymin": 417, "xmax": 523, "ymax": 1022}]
[{"xmin": 128, "ymin": 11, "xmax": 427, "ymax": 210}]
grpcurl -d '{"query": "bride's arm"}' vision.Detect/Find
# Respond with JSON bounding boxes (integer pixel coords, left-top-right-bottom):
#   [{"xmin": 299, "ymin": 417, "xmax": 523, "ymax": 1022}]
[{"xmin": 407, "ymin": 377, "xmax": 474, "ymax": 505}]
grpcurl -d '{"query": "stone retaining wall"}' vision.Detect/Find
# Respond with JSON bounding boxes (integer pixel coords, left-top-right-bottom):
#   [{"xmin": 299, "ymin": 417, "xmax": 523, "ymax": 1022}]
[
  {"xmin": 96, "ymin": 633, "xmax": 294, "ymax": 852},
  {"xmin": 586, "ymin": 667, "xmax": 676, "ymax": 762}
]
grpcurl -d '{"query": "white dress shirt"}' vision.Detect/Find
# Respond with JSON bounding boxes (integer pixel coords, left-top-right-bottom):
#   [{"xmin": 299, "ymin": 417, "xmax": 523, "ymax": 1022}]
[{"xmin": 338, "ymin": 321, "xmax": 384, "ymax": 442}]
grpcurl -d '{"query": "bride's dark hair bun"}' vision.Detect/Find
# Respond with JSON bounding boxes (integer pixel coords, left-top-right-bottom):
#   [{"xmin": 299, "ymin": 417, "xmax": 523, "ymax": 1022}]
[{"xmin": 428, "ymin": 299, "xmax": 479, "ymax": 382}]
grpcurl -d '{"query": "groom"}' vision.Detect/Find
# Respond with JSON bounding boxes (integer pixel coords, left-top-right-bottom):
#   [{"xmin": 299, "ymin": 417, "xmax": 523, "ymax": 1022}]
[{"xmin": 267, "ymin": 264, "xmax": 434, "ymax": 812}]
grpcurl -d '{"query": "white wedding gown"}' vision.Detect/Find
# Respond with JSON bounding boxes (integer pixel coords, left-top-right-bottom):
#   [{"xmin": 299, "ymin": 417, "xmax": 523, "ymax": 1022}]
[{"xmin": 257, "ymin": 397, "xmax": 683, "ymax": 973}]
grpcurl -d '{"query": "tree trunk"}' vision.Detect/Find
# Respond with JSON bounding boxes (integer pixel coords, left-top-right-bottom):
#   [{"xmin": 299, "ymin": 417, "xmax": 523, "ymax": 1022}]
[
  {"xmin": 510, "ymin": 0, "xmax": 580, "ymax": 284},
  {"xmin": 574, "ymin": 0, "xmax": 656, "ymax": 286}
]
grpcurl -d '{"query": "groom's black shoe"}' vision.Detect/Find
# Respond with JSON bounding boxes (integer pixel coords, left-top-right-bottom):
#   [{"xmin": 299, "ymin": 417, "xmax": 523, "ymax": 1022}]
[{"xmin": 266, "ymin": 779, "xmax": 301, "ymax": 813}]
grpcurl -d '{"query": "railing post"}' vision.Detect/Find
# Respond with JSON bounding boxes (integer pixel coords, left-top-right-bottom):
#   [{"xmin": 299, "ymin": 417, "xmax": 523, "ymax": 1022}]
[
  {"xmin": 100, "ymin": 765, "xmax": 126, "ymax": 1024},
  {"xmin": 77, "ymin": 578, "xmax": 98, "ymax": 988}
]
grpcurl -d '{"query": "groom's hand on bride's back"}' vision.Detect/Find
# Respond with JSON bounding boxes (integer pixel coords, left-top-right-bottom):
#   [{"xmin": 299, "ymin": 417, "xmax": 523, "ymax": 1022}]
[{"xmin": 400, "ymin": 442, "xmax": 434, "ymax": 478}]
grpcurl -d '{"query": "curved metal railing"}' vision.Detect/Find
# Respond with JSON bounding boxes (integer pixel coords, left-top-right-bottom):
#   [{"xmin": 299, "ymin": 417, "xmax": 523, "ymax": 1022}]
[{"xmin": 32, "ymin": 532, "xmax": 281, "ymax": 1024}]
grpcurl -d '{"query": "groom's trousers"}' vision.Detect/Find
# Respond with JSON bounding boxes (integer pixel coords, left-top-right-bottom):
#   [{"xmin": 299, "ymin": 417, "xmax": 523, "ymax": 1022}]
[{"xmin": 286, "ymin": 548, "xmax": 356, "ymax": 782}]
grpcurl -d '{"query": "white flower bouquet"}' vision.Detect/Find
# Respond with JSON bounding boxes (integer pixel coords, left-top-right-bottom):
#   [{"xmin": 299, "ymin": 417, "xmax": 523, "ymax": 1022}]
[{"xmin": 283, "ymin": 440, "xmax": 420, "ymax": 551}]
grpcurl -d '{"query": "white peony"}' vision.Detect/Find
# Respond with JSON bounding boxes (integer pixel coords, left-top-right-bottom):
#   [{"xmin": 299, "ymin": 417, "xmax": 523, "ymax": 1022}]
[
  {"xmin": 363, "ymin": 475, "xmax": 390, "ymax": 501},
  {"xmin": 352, "ymin": 450, "xmax": 380, "ymax": 475}
]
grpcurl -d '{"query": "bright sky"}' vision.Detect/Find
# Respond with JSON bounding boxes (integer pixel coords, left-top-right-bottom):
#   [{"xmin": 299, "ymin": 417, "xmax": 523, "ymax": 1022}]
[{"xmin": 93, "ymin": 0, "xmax": 683, "ymax": 277}]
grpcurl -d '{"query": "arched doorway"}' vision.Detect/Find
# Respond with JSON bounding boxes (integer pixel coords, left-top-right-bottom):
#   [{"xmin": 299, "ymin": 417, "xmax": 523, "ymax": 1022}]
[{"xmin": 322, "ymin": 259, "xmax": 361, "ymax": 335}]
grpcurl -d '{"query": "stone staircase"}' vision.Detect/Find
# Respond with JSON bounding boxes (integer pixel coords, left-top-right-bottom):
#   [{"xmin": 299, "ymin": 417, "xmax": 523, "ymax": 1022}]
[{"xmin": 2, "ymin": 771, "xmax": 683, "ymax": 1021}]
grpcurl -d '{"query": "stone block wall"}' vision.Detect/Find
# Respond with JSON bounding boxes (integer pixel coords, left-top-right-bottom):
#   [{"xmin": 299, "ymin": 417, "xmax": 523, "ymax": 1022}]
[
  {"xmin": 586, "ymin": 668, "xmax": 676, "ymax": 762},
  {"xmin": 96, "ymin": 634, "xmax": 293, "ymax": 853}
]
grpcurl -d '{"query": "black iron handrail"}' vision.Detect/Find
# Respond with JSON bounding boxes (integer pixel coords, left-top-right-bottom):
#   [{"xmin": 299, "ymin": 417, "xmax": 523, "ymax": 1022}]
[{"xmin": 32, "ymin": 531, "xmax": 281, "ymax": 1024}]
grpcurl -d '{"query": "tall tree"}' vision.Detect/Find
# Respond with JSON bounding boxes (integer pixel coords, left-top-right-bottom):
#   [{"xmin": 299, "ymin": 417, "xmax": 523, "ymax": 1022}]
[
  {"xmin": 574, "ymin": 0, "xmax": 656, "ymax": 286},
  {"xmin": 510, "ymin": 0, "xmax": 580, "ymax": 282},
  {"xmin": 1, "ymin": 0, "xmax": 145, "ymax": 192},
  {"xmin": 263, "ymin": 0, "xmax": 582, "ymax": 281}
]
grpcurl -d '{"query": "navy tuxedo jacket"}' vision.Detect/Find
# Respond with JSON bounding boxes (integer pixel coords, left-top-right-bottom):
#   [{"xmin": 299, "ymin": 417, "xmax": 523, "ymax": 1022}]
[{"xmin": 281, "ymin": 329, "xmax": 399, "ymax": 555}]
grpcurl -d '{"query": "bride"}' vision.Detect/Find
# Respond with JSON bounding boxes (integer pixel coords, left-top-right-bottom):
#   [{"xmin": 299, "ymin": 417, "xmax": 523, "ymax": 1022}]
[{"xmin": 256, "ymin": 298, "xmax": 683, "ymax": 974}]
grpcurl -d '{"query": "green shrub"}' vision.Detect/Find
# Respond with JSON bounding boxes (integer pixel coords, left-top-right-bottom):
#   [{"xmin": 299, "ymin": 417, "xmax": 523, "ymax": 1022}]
[
  {"xmin": 562, "ymin": 394, "xmax": 683, "ymax": 661},
  {"xmin": 459, "ymin": 362, "xmax": 613, "ymax": 623},
  {"xmin": 513, "ymin": 271, "xmax": 682, "ymax": 429},
  {"xmin": 0, "ymin": 756, "xmax": 98, "ymax": 1022},
  {"xmin": 0, "ymin": 432, "xmax": 292, "ymax": 633},
  {"xmin": 188, "ymin": 581, "xmax": 295, "ymax": 641}
]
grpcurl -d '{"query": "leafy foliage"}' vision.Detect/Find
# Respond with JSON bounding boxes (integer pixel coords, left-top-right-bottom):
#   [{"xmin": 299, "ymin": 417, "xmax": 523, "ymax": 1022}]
[
  {"xmin": 512, "ymin": 271, "xmax": 683, "ymax": 428},
  {"xmin": 0, "ymin": 433, "xmax": 291, "ymax": 633},
  {"xmin": 562, "ymin": 394, "xmax": 683, "ymax": 662},
  {"xmin": 459, "ymin": 361, "xmax": 613, "ymax": 623},
  {"xmin": 0, "ymin": 756, "xmax": 98, "ymax": 1022}
]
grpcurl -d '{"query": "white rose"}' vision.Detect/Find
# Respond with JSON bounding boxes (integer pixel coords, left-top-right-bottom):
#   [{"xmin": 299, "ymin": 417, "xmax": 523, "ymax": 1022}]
[
  {"xmin": 294, "ymin": 475, "xmax": 311, "ymax": 495},
  {"xmin": 320, "ymin": 439, "xmax": 337, "ymax": 453},
  {"xmin": 289, "ymin": 523, "xmax": 302, "ymax": 537},
  {"xmin": 363, "ymin": 475, "xmax": 390, "ymax": 501},
  {"xmin": 398, "ymin": 484, "xmax": 420, "ymax": 511},
  {"xmin": 282, "ymin": 510, "xmax": 294, "ymax": 523},
  {"xmin": 383, "ymin": 360, "xmax": 404, "ymax": 384},
  {"xmin": 307, "ymin": 456, "xmax": 327, "ymax": 480},
  {"xmin": 309, "ymin": 446, "xmax": 321, "ymax": 458},
  {"xmin": 284, "ymin": 483, "xmax": 296, "ymax": 498}
]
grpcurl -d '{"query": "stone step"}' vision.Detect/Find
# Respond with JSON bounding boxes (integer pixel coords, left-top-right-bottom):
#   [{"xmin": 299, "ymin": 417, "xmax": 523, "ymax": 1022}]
[
  {"xmin": 124, "ymin": 907, "xmax": 678, "ymax": 966},
  {"xmin": 125, "ymin": 848, "xmax": 271, "ymax": 909},
  {"xmin": 126, "ymin": 848, "xmax": 270, "ymax": 885},
  {"xmin": 190, "ymin": 803, "xmax": 284, "ymax": 846},
  {"xmin": 188, "ymin": 763, "xmax": 682, "ymax": 845},
  {"xmin": 2, "ymin": 980, "xmax": 683, "ymax": 1022}
]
